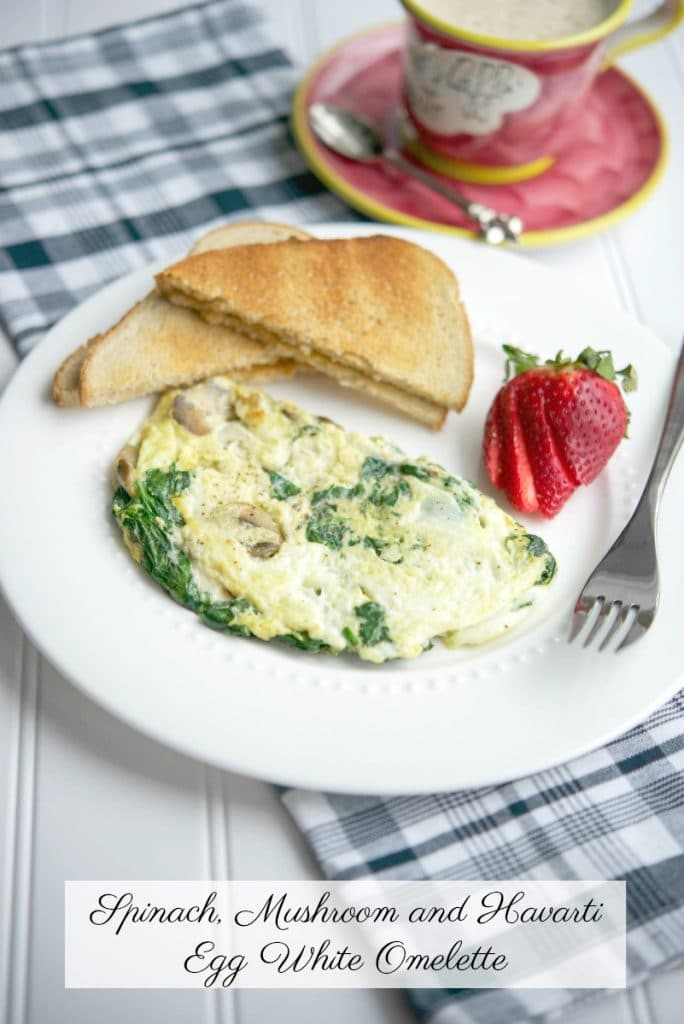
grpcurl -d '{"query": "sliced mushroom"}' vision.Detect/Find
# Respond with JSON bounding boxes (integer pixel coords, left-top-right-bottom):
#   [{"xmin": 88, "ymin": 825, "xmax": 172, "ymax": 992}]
[
  {"xmin": 228, "ymin": 503, "xmax": 282, "ymax": 558},
  {"xmin": 116, "ymin": 444, "xmax": 139, "ymax": 496},
  {"xmin": 172, "ymin": 395, "xmax": 210, "ymax": 435},
  {"xmin": 248, "ymin": 540, "xmax": 281, "ymax": 559},
  {"xmin": 236, "ymin": 504, "xmax": 279, "ymax": 533}
]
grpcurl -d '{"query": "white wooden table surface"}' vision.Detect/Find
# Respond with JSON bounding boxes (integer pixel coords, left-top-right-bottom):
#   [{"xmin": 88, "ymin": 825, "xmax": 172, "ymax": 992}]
[{"xmin": 1, "ymin": 2, "xmax": 683, "ymax": 1022}]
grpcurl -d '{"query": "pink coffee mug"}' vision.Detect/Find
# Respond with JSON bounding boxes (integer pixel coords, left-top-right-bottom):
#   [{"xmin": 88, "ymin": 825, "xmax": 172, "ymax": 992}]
[{"xmin": 399, "ymin": 0, "xmax": 683, "ymax": 183}]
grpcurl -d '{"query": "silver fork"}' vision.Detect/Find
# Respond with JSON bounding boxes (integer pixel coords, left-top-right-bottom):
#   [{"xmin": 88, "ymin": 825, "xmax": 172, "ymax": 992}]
[{"xmin": 569, "ymin": 339, "xmax": 684, "ymax": 652}]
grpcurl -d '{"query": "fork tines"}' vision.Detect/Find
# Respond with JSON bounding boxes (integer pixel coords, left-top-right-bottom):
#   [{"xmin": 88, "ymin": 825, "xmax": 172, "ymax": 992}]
[{"xmin": 569, "ymin": 596, "xmax": 654, "ymax": 652}]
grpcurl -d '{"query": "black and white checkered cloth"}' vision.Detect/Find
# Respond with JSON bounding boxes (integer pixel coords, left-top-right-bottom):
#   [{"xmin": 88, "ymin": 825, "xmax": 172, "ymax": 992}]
[
  {"xmin": 284, "ymin": 697, "xmax": 684, "ymax": 1022},
  {"xmin": 1, "ymin": 3, "xmax": 683, "ymax": 1021},
  {"xmin": 0, "ymin": 0, "xmax": 352, "ymax": 355}
]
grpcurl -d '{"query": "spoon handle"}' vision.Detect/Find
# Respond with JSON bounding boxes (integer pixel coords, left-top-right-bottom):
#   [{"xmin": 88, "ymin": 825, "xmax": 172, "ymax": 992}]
[
  {"xmin": 382, "ymin": 149, "xmax": 521, "ymax": 245},
  {"xmin": 383, "ymin": 149, "xmax": 471, "ymax": 213}
]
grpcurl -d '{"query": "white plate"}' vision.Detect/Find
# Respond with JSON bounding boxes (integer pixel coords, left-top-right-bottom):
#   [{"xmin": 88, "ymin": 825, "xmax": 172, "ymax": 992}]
[{"xmin": 0, "ymin": 224, "xmax": 681, "ymax": 794}]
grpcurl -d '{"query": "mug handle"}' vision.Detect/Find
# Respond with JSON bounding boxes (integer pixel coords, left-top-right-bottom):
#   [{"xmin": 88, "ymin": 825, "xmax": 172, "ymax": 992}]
[{"xmin": 604, "ymin": 0, "xmax": 684, "ymax": 63}]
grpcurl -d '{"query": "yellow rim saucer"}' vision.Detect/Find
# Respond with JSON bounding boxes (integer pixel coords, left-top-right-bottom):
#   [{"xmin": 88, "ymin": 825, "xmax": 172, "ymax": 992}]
[{"xmin": 291, "ymin": 23, "xmax": 668, "ymax": 248}]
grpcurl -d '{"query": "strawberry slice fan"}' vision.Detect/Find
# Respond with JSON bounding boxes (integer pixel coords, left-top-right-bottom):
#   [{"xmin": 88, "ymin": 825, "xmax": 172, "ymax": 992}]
[{"xmin": 484, "ymin": 346, "xmax": 638, "ymax": 518}]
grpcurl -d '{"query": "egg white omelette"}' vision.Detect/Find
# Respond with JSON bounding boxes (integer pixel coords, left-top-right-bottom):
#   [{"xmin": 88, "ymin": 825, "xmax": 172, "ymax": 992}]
[{"xmin": 112, "ymin": 378, "xmax": 556, "ymax": 663}]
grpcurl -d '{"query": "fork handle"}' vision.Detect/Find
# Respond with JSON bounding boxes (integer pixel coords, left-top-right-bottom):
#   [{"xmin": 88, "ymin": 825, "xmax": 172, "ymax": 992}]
[{"xmin": 645, "ymin": 338, "xmax": 684, "ymax": 508}]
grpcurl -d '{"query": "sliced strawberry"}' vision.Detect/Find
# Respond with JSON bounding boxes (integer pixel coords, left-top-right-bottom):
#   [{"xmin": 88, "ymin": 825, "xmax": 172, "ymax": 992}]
[
  {"xmin": 546, "ymin": 371, "xmax": 628, "ymax": 485},
  {"xmin": 481, "ymin": 344, "xmax": 636, "ymax": 519},
  {"xmin": 483, "ymin": 392, "xmax": 503, "ymax": 487},
  {"xmin": 497, "ymin": 379, "xmax": 538, "ymax": 514},
  {"xmin": 516, "ymin": 372, "xmax": 576, "ymax": 517}
]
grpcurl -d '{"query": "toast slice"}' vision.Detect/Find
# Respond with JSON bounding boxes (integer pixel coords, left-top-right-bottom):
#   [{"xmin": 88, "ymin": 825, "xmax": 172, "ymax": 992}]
[
  {"xmin": 52, "ymin": 344, "xmax": 88, "ymax": 407},
  {"xmin": 155, "ymin": 235, "xmax": 473, "ymax": 428},
  {"xmin": 52, "ymin": 221, "xmax": 313, "ymax": 407}
]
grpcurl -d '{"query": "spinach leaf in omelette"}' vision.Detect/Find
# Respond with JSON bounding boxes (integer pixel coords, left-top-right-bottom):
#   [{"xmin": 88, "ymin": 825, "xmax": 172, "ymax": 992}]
[
  {"xmin": 361, "ymin": 456, "xmax": 410, "ymax": 507},
  {"xmin": 114, "ymin": 467, "xmax": 256, "ymax": 637},
  {"xmin": 113, "ymin": 467, "xmax": 202, "ymax": 611},
  {"xmin": 355, "ymin": 602, "xmax": 391, "ymax": 647},
  {"xmin": 112, "ymin": 379, "xmax": 557, "ymax": 663},
  {"xmin": 267, "ymin": 469, "xmax": 301, "ymax": 501},
  {"xmin": 202, "ymin": 597, "xmax": 255, "ymax": 637},
  {"xmin": 114, "ymin": 467, "xmax": 325, "ymax": 646},
  {"xmin": 305, "ymin": 503, "xmax": 354, "ymax": 550}
]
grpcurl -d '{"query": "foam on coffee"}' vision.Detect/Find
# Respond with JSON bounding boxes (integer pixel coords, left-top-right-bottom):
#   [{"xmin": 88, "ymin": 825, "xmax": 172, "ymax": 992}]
[{"xmin": 415, "ymin": 0, "xmax": 616, "ymax": 41}]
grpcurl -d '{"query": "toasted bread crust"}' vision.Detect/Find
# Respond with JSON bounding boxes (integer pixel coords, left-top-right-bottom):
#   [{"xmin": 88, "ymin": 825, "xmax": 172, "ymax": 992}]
[
  {"xmin": 53, "ymin": 221, "xmax": 313, "ymax": 408},
  {"xmin": 189, "ymin": 221, "xmax": 313, "ymax": 255},
  {"xmin": 156, "ymin": 235, "xmax": 474, "ymax": 412},
  {"xmin": 155, "ymin": 297, "xmax": 447, "ymax": 429},
  {"xmin": 78, "ymin": 294, "xmax": 276, "ymax": 407},
  {"xmin": 268, "ymin": 339, "xmax": 447, "ymax": 428},
  {"xmin": 52, "ymin": 345, "xmax": 87, "ymax": 406}
]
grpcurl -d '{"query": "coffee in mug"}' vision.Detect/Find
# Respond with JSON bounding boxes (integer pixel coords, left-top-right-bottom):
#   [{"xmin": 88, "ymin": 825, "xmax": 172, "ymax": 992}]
[{"xmin": 415, "ymin": 0, "xmax": 616, "ymax": 43}]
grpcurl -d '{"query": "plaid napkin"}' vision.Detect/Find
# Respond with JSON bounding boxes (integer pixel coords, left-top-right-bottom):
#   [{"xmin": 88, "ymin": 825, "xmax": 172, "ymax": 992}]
[
  {"xmin": 284, "ymin": 696, "xmax": 684, "ymax": 1022},
  {"xmin": 1, "ymin": 3, "xmax": 683, "ymax": 1022},
  {"xmin": 0, "ymin": 0, "xmax": 352, "ymax": 356}
]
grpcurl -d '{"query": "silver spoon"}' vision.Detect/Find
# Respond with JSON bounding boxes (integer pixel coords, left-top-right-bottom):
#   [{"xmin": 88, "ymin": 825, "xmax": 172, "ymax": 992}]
[{"xmin": 308, "ymin": 102, "xmax": 523, "ymax": 245}]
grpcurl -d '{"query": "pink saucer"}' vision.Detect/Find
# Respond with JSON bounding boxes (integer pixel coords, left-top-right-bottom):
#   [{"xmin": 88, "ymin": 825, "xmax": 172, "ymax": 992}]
[{"xmin": 292, "ymin": 24, "xmax": 667, "ymax": 246}]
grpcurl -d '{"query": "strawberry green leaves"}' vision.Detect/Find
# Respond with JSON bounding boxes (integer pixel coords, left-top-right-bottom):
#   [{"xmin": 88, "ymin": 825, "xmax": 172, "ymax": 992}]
[{"xmin": 503, "ymin": 343, "xmax": 638, "ymax": 393}]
